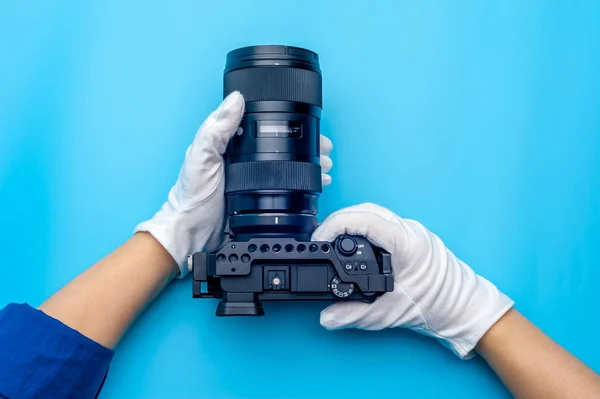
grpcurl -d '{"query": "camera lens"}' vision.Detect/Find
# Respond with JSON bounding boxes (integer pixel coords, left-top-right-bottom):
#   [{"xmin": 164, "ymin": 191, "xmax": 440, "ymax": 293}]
[{"xmin": 223, "ymin": 45, "xmax": 323, "ymax": 240}]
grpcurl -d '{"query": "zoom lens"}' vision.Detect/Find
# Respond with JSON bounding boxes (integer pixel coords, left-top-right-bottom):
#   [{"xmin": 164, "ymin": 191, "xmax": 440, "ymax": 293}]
[{"xmin": 223, "ymin": 45, "xmax": 322, "ymax": 240}]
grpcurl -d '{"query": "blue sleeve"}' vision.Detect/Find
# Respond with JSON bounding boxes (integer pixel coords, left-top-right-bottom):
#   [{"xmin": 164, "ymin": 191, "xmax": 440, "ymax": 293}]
[{"xmin": 0, "ymin": 303, "xmax": 114, "ymax": 399}]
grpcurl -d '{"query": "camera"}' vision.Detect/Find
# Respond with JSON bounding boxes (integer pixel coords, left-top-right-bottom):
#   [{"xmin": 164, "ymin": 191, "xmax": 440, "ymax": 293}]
[{"xmin": 190, "ymin": 45, "xmax": 394, "ymax": 316}]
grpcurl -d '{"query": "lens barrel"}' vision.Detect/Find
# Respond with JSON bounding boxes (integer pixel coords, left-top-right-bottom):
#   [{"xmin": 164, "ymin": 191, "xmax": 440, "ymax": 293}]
[
  {"xmin": 223, "ymin": 45, "xmax": 323, "ymax": 240},
  {"xmin": 224, "ymin": 45, "xmax": 322, "ymax": 108}
]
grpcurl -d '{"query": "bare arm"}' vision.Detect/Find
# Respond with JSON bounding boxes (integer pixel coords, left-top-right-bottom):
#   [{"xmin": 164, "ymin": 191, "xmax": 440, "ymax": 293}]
[
  {"xmin": 477, "ymin": 308, "xmax": 600, "ymax": 399},
  {"xmin": 39, "ymin": 232, "xmax": 177, "ymax": 349}
]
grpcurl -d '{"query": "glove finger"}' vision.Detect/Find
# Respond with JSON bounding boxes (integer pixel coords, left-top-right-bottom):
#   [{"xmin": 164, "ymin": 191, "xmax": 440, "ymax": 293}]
[
  {"xmin": 322, "ymin": 173, "xmax": 332, "ymax": 186},
  {"xmin": 176, "ymin": 92, "xmax": 244, "ymax": 199},
  {"xmin": 352, "ymin": 203, "xmax": 404, "ymax": 225},
  {"xmin": 320, "ymin": 155, "xmax": 333, "ymax": 173},
  {"xmin": 321, "ymin": 202, "xmax": 403, "ymax": 226},
  {"xmin": 312, "ymin": 210, "xmax": 398, "ymax": 251},
  {"xmin": 333, "ymin": 205, "xmax": 428, "ymax": 254},
  {"xmin": 320, "ymin": 301, "xmax": 371, "ymax": 330},
  {"xmin": 320, "ymin": 134, "xmax": 333, "ymax": 156}
]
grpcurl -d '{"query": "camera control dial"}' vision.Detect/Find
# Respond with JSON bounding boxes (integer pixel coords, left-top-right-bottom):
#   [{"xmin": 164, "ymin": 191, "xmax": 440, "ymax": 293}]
[
  {"xmin": 338, "ymin": 236, "xmax": 358, "ymax": 256},
  {"xmin": 331, "ymin": 275, "xmax": 355, "ymax": 298}
]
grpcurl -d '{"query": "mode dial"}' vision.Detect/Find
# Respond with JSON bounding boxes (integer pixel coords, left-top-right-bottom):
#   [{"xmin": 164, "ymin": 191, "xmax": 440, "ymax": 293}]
[{"xmin": 331, "ymin": 275, "xmax": 356, "ymax": 299}]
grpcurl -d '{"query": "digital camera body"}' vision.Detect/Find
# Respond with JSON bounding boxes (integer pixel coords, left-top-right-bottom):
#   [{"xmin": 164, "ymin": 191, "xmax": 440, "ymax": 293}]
[{"xmin": 190, "ymin": 45, "xmax": 394, "ymax": 316}]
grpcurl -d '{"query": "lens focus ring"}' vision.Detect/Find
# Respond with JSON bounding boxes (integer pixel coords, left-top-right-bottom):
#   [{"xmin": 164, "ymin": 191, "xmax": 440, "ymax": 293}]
[
  {"xmin": 224, "ymin": 67, "xmax": 322, "ymax": 108},
  {"xmin": 225, "ymin": 161, "xmax": 322, "ymax": 194}
]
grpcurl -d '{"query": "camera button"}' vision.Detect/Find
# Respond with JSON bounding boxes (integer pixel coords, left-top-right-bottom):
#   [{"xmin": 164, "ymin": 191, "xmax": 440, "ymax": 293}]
[{"xmin": 338, "ymin": 236, "xmax": 358, "ymax": 256}]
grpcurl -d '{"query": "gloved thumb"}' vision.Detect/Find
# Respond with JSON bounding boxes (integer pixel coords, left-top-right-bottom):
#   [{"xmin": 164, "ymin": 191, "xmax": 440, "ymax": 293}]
[
  {"xmin": 320, "ymin": 300, "xmax": 371, "ymax": 330},
  {"xmin": 191, "ymin": 91, "xmax": 245, "ymax": 157},
  {"xmin": 176, "ymin": 92, "xmax": 244, "ymax": 198}
]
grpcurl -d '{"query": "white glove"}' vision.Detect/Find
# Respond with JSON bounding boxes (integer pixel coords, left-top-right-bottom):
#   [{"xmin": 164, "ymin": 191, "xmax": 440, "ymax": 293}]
[
  {"xmin": 313, "ymin": 203, "xmax": 514, "ymax": 358},
  {"xmin": 135, "ymin": 91, "xmax": 334, "ymax": 277}
]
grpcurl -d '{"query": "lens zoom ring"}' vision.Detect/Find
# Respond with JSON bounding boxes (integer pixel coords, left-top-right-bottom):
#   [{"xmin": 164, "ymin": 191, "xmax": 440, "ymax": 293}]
[
  {"xmin": 224, "ymin": 67, "xmax": 322, "ymax": 107},
  {"xmin": 225, "ymin": 161, "xmax": 322, "ymax": 194}
]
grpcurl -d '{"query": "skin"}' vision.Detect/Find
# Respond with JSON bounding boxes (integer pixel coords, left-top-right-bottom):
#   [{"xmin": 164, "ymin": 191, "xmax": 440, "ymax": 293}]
[
  {"xmin": 477, "ymin": 308, "xmax": 600, "ymax": 398},
  {"xmin": 38, "ymin": 232, "xmax": 600, "ymax": 397},
  {"xmin": 39, "ymin": 232, "xmax": 177, "ymax": 349}
]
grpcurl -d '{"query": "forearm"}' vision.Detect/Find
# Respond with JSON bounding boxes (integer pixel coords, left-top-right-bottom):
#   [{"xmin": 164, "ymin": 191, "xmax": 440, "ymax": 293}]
[
  {"xmin": 476, "ymin": 308, "xmax": 600, "ymax": 398},
  {"xmin": 39, "ymin": 232, "xmax": 178, "ymax": 349},
  {"xmin": 36, "ymin": 94, "xmax": 247, "ymax": 351}
]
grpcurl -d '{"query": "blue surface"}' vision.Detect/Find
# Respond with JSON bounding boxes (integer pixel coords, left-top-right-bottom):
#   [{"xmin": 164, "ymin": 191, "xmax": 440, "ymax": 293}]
[{"xmin": 1, "ymin": 1, "xmax": 599, "ymax": 398}]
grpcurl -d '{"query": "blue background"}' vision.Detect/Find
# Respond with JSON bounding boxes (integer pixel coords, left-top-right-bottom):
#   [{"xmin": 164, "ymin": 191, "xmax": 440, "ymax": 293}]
[{"xmin": 1, "ymin": 1, "xmax": 599, "ymax": 398}]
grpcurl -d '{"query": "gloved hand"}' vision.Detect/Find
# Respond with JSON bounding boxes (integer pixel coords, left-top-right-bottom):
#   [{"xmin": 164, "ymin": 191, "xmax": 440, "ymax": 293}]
[
  {"xmin": 313, "ymin": 203, "xmax": 514, "ymax": 358},
  {"xmin": 135, "ymin": 92, "xmax": 334, "ymax": 276}
]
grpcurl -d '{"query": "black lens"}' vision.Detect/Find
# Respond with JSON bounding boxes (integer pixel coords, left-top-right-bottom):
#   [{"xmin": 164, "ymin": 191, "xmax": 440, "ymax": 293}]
[{"xmin": 223, "ymin": 45, "xmax": 322, "ymax": 240}]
